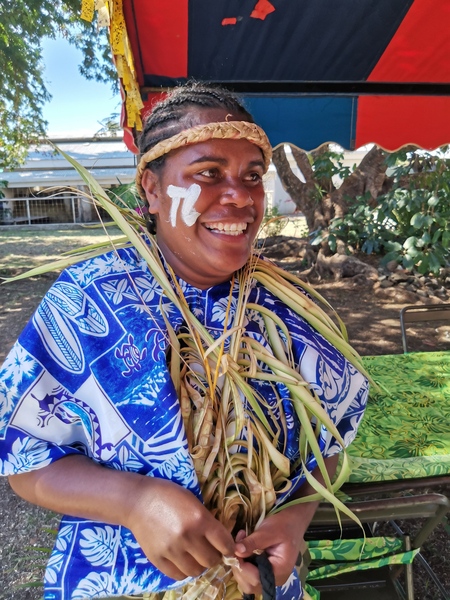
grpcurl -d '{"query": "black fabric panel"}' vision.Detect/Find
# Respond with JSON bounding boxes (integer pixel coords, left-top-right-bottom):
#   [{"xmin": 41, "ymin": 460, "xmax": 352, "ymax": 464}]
[
  {"xmin": 185, "ymin": 0, "xmax": 414, "ymax": 83},
  {"xmin": 141, "ymin": 79, "xmax": 450, "ymax": 96}
]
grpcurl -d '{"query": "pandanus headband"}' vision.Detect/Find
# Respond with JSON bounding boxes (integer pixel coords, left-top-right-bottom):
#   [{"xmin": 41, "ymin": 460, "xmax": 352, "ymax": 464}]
[{"xmin": 135, "ymin": 121, "xmax": 272, "ymax": 200}]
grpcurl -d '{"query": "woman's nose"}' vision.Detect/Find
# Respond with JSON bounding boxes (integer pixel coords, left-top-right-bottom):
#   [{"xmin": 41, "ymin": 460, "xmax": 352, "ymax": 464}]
[{"xmin": 219, "ymin": 181, "xmax": 254, "ymax": 208}]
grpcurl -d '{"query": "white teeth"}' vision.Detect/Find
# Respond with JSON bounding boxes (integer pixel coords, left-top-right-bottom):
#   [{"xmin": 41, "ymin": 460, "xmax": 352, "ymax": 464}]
[{"xmin": 205, "ymin": 222, "xmax": 247, "ymax": 235}]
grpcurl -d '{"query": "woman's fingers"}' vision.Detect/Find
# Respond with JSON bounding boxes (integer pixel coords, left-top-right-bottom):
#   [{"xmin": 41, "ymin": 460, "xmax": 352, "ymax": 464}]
[
  {"xmin": 232, "ymin": 558, "xmax": 263, "ymax": 595},
  {"xmin": 128, "ymin": 477, "xmax": 235, "ymax": 579},
  {"xmin": 185, "ymin": 535, "xmax": 228, "ymax": 572},
  {"xmin": 204, "ymin": 518, "xmax": 237, "ymax": 558},
  {"xmin": 156, "ymin": 557, "xmax": 191, "ymax": 582},
  {"xmin": 158, "ymin": 549, "xmax": 211, "ymax": 580}
]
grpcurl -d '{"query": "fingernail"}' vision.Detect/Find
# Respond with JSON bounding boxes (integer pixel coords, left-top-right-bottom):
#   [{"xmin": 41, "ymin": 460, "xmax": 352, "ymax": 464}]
[{"xmin": 235, "ymin": 543, "xmax": 246, "ymax": 554}]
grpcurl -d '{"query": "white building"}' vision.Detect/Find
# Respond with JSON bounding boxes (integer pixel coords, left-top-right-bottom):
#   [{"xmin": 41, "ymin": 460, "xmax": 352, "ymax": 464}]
[{"xmin": 0, "ymin": 137, "xmax": 136, "ymax": 226}]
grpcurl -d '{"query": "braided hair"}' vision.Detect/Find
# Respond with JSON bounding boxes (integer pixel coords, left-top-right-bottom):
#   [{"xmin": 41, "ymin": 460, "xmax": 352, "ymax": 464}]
[
  {"xmin": 137, "ymin": 82, "xmax": 255, "ymax": 233},
  {"xmin": 138, "ymin": 82, "xmax": 254, "ymax": 169}
]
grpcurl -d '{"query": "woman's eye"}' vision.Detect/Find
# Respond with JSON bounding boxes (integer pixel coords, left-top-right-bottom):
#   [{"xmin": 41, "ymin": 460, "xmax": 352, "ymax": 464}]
[
  {"xmin": 198, "ymin": 168, "xmax": 219, "ymax": 178},
  {"xmin": 246, "ymin": 172, "xmax": 263, "ymax": 183}
]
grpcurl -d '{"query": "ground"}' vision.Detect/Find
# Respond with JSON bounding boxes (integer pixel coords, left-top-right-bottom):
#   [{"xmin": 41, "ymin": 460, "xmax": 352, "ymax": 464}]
[{"xmin": 0, "ymin": 229, "xmax": 448, "ymax": 599}]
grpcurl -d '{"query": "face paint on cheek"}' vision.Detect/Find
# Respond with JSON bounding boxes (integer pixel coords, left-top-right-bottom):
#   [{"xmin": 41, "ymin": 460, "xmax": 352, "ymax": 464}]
[{"xmin": 166, "ymin": 184, "xmax": 202, "ymax": 227}]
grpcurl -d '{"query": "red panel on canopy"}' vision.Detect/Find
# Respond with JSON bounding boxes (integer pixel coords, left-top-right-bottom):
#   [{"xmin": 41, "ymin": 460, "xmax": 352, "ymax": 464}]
[
  {"xmin": 355, "ymin": 0, "xmax": 450, "ymax": 149},
  {"xmin": 123, "ymin": 0, "xmax": 188, "ymax": 84},
  {"xmin": 368, "ymin": 0, "xmax": 450, "ymax": 82},
  {"xmin": 356, "ymin": 96, "xmax": 450, "ymax": 150}
]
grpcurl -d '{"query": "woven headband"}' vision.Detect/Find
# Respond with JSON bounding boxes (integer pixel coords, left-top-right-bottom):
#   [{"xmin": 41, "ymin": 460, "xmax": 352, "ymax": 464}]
[{"xmin": 136, "ymin": 121, "xmax": 272, "ymax": 199}]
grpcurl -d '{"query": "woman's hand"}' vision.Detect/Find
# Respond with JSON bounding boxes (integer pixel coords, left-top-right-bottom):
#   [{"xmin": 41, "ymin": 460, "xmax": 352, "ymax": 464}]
[
  {"xmin": 9, "ymin": 455, "xmax": 235, "ymax": 582},
  {"xmin": 231, "ymin": 505, "xmax": 306, "ymax": 595},
  {"xmin": 125, "ymin": 476, "xmax": 236, "ymax": 581},
  {"xmin": 231, "ymin": 453, "xmax": 341, "ymax": 595}
]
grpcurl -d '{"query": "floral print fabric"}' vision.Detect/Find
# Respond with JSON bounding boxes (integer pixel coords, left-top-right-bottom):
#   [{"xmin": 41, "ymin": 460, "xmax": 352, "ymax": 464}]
[
  {"xmin": 0, "ymin": 247, "xmax": 368, "ymax": 600},
  {"xmin": 305, "ymin": 537, "xmax": 419, "ymax": 600},
  {"xmin": 348, "ymin": 351, "xmax": 450, "ymax": 483}
]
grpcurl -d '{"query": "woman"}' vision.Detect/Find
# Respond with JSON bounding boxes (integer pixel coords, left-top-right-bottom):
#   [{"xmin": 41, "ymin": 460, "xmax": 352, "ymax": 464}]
[{"xmin": 0, "ymin": 83, "xmax": 369, "ymax": 600}]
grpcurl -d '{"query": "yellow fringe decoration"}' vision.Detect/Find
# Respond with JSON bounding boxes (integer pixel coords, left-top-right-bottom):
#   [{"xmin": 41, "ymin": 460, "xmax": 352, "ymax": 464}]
[
  {"xmin": 81, "ymin": 0, "xmax": 144, "ymax": 130},
  {"xmin": 80, "ymin": 0, "xmax": 94, "ymax": 22}
]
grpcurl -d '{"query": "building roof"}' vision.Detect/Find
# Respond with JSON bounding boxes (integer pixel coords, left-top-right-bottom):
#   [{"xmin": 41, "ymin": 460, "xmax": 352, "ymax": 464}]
[{"xmin": 2, "ymin": 138, "xmax": 137, "ymax": 189}]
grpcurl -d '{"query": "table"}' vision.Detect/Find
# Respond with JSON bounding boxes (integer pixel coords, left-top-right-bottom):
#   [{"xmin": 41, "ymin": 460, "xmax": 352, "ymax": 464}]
[{"xmin": 347, "ymin": 351, "xmax": 450, "ymax": 483}]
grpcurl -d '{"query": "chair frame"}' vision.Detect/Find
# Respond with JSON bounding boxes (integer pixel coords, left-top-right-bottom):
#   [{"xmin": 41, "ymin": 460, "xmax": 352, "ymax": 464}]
[
  {"xmin": 309, "ymin": 491, "xmax": 450, "ymax": 600},
  {"xmin": 399, "ymin": 304, "xmax": 450, "ymax": 353}
]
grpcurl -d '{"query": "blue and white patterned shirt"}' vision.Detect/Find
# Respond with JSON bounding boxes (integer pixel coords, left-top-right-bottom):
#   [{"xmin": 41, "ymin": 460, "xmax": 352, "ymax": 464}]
[{"xmin": 0, "ymin": 246, "xmax": 369, "ymax": 600}]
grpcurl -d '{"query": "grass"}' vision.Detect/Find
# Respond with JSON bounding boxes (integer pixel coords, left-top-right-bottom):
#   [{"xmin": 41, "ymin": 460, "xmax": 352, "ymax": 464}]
[
  {"xmin": 0, "ymin": 225, "xmax": 124, "ymax": 273},
  {"xmin": 0, "ymin": 219, "xmax": 309, "ymax": 274}
]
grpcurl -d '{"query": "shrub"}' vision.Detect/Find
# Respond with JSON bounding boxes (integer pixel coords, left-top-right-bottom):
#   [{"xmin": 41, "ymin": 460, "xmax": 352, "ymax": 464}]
[{"xmin": 313, "ymin": 150, "xmax": 450, "ymax": 275}]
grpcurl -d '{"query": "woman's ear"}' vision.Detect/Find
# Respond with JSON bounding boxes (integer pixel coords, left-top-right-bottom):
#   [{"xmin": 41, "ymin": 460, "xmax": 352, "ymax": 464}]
[{"xmin": 140, "ymin": 169, "xmax": 162, "ymax": 215}]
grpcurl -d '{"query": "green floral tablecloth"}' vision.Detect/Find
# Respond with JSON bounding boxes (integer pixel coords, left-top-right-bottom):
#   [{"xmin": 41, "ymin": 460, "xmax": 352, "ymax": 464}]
[
  {"xmin": 347, "ymin": 351, "xmax": 450, "ymax": 483},
  {"xmin": 304, "ymin": 537, "xmax": 419, "ymax": 600}
]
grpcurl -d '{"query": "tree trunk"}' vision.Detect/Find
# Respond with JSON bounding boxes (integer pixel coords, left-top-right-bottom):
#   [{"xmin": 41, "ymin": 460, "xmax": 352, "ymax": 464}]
[
  {"xmin": 329, "ymin": 146, "xmax": 387, "ymax": 214},
  {"xmin": 270, "ymin": 143, "xmax": 391, "ymax": 280},
  {"xmin": 272, "ymin": 144, "xmax": 389, "ymax": 231},
  {"xmin": 272, "ymin": 144, "xmax": 329, "ymax": 232}
]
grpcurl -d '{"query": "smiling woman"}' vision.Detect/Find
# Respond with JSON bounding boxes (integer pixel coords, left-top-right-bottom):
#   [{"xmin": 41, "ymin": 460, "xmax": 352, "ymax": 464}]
[
  {"xmin": 132, "ymin": 93, "xmax": 272, "ymax": 289},
  {"xmin": 0, "ymin": 82, "xmax": 370, "ymax": 600}
]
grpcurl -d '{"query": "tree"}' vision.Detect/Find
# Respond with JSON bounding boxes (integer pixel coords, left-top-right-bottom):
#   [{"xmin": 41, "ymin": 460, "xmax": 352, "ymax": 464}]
[
  {"xmin": 272, "ymin": 144, "xmax": 388, "ymax": 233},
  {"xmin": 94, "ymin": 113, "xmax": 121, "ymax": 138},
  {"xmin": 0, "ymin": 0, "xmax": 116, "ymax": 170},
  {"xmin": 271, "ymin": 144, "xmax": 450, "ymax": 278}
]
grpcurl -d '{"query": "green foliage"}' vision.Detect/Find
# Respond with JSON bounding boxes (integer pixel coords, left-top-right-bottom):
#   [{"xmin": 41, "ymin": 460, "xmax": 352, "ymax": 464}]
[
  {"xmin": 0, "ymin": 0, "xmax": 117, "ymax": 170},
  {"xmin": 310, "ymin": 149, "xmax": 353, "ymax": 200},
  {"xmin": 0, "ymin": 179, "xmax": 7, "ymax": 199},
  {"xmin": 314, "ymin": 150, "xmax": 450, "ymax": 276},
  {"xmin": 94, "ymin": 112, "xmax": 121, "ymax": 138},
  {"xmin": 260, "ymin": 205, "xmax": 288, "ymax": 237},
  {"xmin": 106, "ymin": 182, "xmax": 144, "ymax": 212},
  {"xmin": 312, "ymin": 149, "xmax": 353, "ymax": 184},
  {"xmin": 0, "ymin": 179, "xmax": 10, "ymax": 222}
]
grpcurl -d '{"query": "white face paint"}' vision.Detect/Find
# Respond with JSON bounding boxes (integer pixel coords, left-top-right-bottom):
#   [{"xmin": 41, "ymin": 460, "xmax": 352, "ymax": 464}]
[{"xmin": 166, "ymin": 184, "xmax": 202, "ymax": 227}]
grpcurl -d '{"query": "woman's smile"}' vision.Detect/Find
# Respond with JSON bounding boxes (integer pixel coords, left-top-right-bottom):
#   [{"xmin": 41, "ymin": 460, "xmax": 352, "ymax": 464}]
[{"xmin": 203, "ymin": 221, "xmax": 249, "ymax": 235}]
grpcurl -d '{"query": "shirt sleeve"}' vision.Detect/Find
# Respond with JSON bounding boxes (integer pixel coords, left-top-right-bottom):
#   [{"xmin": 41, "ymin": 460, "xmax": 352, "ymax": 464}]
[
  {"xmin": 0, "ymin": 336, "xmax": 87, "ymax": 475},
  {"xmin": 0, "ymin": 263, "xmax": 141, "ymax": 476}
]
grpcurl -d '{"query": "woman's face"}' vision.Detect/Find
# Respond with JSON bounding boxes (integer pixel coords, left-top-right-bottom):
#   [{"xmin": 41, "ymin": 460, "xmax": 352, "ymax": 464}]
[{"xmin": 141, "ymin": 108, "xmax": 266, "ymax": 289}]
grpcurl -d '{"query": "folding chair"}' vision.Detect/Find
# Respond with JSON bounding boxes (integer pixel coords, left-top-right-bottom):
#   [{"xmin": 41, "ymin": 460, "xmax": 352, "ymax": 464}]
[
  {"xmin": 307, "ymin": 484, "xmax": 450, "ymax": 600},
  {"xmin": 400, "ymin": 304, "xmax": 450, "ymax": 353}
]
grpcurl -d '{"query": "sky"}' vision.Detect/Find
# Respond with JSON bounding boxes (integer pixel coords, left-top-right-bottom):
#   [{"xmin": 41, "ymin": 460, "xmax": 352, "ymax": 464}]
[{"xmin": 41, "ymin": 37, "xmax": 121, "ymax": 138}]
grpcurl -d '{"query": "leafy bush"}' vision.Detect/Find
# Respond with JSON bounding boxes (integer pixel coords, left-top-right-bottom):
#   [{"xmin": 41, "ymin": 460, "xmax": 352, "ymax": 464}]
[
  {"xmin": 260, "ymin": 206, "xmax": 309, "ymax": 239},
  {"xmin": 0, "ymin": 180, "xmax": 7, "ymax": 199},
  {"xmin": 312, "ymin": 149, "xmax": 353, "ymax": 188},
  {"xmin": 313, "ymin": 150, "xmax": 450, "ymax": 275},
  {"xmin": 106, "ymin": 182, "xmax": 144, "ymax": 213},
  {"xmin": 260, "ymin": 206, "xmax": 288, "ymax": 237}
]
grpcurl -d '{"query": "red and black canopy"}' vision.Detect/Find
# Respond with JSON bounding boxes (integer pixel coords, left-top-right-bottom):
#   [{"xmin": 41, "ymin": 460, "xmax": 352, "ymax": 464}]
[{"xmin": 96, "ymin": 0, "xmax": 450, "ymax": 152}]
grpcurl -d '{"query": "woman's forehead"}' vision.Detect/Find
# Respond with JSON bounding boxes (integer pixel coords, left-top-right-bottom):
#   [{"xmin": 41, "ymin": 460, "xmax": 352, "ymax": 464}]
[
  {"xmin": 167, "ymin": 137, "xmax": 265, "ymax": 166},
  {"xmin": 136, "ymin": 118, "xmax": 271, "ymax": 199},
  {"xmin": 179, "ymin": 106, "xmax": 244, "ymax": 128}
]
